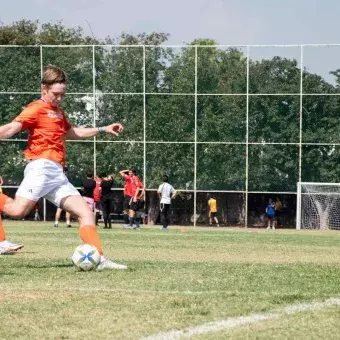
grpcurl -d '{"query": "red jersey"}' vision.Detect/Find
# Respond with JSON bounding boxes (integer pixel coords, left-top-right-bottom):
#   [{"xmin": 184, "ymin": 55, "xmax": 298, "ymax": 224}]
[
  {"xmin": 123, "ymin": 174, "xmax": 133, "ymax": 197},
  {"xmin": 93, "ymin": 177, "xmax": 102, "ymax": 202},
  {"xmin": 131, "ymin": 175, "xmax": 144, "ymax": 198},
  {"xmin": 123, "ymin": 174, "xmax": 144, "ymax": 197},
  {"xmin": 13, "ymin": 99, "xmax": 72, "ymax": 166}
]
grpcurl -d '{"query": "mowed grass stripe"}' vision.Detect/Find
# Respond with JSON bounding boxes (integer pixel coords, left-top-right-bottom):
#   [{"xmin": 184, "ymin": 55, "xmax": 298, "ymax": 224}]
[{"xmin": 0, "ymin": 221, "xmax": 340, "ymax": 339}]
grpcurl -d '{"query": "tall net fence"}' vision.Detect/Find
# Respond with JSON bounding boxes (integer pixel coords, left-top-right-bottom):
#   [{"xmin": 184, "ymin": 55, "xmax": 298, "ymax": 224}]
[{"xmin": 1, "ymin": 44, "xmax": 340, "ymax": 226}]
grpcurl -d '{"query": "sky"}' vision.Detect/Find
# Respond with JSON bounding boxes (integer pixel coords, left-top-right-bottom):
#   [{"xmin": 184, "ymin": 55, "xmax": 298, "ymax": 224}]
[{"xmin": 1, "ymin": 0, "xmax": 340, "ymax": 82}]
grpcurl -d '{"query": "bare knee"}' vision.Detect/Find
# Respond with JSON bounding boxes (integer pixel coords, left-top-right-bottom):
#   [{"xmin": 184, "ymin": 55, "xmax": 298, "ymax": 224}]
[{"xmin": 77, "ymin": 210, "xmax": 94, "ymax": 225}]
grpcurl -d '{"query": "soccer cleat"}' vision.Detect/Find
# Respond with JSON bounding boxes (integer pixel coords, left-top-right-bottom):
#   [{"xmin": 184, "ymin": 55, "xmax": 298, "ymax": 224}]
[
  {"xmin": 97, "ymin": 257, "xmax": 127, "ymax": 271},
  {"xmin": 0, "ymin": 240, "xmax": 24, "ymax": 253},
  {"xmin": 161, "ymin": 226, "xmax": 168, "ymax": 231},
  {"xmin": 66, "ymin": 224, "xmax": 72, "ymax": 228},
  {"xmin": 266, "ymin": 226, "xmax": 271, "ymax": 230},
  {"xmin": 53, "ymin": 223, "xmax": 59, "ymax": 228},
  {"xmin": 0, "ymin": 247, "xmax": 11, "ymax": 255}
]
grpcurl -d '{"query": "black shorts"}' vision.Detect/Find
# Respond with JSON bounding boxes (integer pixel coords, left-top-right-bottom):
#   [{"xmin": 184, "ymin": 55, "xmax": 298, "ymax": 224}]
[
  {"xmin": 138, "ymin": 199, "xmax": 145, "ymax": 210},
  {"xmin": 210, "ymin": 212, "xmax": 217, "ymax": 218},
  {"xmin": 267, "ymin": 214, "xmax": 276, "ymax": 220},
  {"xmin": 130, "ymin": 200, "xmax": 139, "ymax": 212},
  {"xmin": 123, "ymin": 195, "xmax": 132, "ymax": 210}
]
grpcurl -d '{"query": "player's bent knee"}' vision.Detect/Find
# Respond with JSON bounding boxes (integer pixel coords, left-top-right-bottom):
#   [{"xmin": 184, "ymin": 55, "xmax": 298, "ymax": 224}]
[{"xmin": 10, "ymin": 208, "xmax": 29, "ymax": 220}]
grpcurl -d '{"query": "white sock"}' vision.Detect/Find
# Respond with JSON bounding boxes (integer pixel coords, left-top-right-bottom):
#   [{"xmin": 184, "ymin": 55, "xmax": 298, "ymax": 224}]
[
  {"xmin": 66, "ymin": 220, "xmax": 70, "ymax": 225},
  {"xmin": 54, "ymin": 221, "xmax": 58, "ymax": 225}
]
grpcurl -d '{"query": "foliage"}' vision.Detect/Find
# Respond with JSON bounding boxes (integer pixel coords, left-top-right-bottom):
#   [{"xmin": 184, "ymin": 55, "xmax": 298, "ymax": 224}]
[{"xmin": 0, "ymin": 20, "xmax": 339, "ymax": 193}]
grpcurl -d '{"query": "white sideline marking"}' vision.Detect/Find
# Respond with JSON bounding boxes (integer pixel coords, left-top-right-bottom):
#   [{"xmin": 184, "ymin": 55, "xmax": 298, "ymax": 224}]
[
  {"xmin": 64, "ymin": 287, "xmax": 222, "ymax": 295},
  {"xmin": 141, "ymin": 298, "xmax": 340, "ymax": 340}
]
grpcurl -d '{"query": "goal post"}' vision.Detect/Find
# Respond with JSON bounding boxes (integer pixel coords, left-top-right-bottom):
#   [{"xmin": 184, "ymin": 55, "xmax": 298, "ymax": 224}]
[{"xmin": 296, "ymin": 182, "xmax": 340, "ymax": 230}]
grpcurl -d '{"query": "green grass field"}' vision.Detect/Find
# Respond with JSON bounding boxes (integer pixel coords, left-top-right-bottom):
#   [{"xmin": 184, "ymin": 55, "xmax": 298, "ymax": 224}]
[{"xmin": 1, "ymin": 221, "xmax": 340, "ymax": 339}]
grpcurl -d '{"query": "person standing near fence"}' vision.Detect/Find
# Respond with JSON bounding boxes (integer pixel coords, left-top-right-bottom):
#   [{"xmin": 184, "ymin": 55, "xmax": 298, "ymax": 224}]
[
  {"xmin": 157, "ymin": 175, "xmax": 176, "ymax": 231},
  {"xmin": 120, "ymin": 169, "xmax": 144, "ymax": 229},
  {"xmin": 100, "ymin": 173, "xmax": 114, "ymax": 229},
  {"xmin": 119, "ymin": 169, "xmax": 136, "ymax": 228},
  {"xmin": 266, "ymin": 198, "xmax": 276, "ymax": 230},
  {"xmin": 81, "ymin": 169, "xmax": 96, "ymax": 212},
  {"xmin": 93, "ymin": 172, "xmax": 103, "ymax": 226},
  {"xmin": 208, "ymin": 195, "xmax": 220, "ymax": 227},
  {"xmin": 0, "ymin": 64, "xmax": 127, "ymax": 269},
  {"xmin": 275, "ymin": 197, "xmax": 283, "ymax": 227}
]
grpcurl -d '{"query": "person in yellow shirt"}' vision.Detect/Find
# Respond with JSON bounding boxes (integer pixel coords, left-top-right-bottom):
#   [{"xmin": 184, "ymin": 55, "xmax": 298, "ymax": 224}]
[
  {"xmin": 275, "ymin": 197, "xmax": 283, "ymax": 227},
  {"xmin": 208, "ymin": 195, "xmax": 220, "ymax": 227}
]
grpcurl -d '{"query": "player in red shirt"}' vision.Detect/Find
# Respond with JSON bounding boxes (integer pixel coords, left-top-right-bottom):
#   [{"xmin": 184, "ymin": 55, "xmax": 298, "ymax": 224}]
[
  {"xmin": 93, "ymin": 172, "xmax": 103, "ymax": 226},
  {"xmin": 119, "ymin": 169, "xmax": 144, "ymax": 228},
  {"xmin": 0, "ymin": 65, "xmax": 126, "ymax": 270},
  {"xmin": 119, "ymin": 169, "xmax": 134, "ymax": 227}
]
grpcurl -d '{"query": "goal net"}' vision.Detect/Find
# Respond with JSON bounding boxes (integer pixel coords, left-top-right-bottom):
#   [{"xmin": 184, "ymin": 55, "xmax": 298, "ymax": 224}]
[{"xmin": 296, "ymin": 183, "xmax": 340, "ymax": 230}]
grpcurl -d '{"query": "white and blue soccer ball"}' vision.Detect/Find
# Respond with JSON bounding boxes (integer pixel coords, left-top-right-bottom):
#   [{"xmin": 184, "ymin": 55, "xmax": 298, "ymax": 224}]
[{"xmin": 72, "ymin": 244, "xmax": 101, "ymax": 271}]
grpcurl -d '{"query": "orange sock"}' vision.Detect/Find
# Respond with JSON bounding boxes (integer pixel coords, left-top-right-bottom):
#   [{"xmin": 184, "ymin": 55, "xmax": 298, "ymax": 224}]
[
  {"xmin": 79, "ymin": 225, "xmax": 103, "ymax": 255},
  {"xmin": 0, "ymin": 215, "xmax": 6, "ymax": 242},
  {"xmin": 0, "ymin": 194, "xmax": 9, "ymax": 212}
]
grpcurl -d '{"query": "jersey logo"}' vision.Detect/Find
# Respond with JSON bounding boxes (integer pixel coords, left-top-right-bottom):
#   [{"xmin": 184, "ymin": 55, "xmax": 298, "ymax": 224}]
[{"xmin": 47, "ymin": 111, "xmax": 63, "ymax": 119}]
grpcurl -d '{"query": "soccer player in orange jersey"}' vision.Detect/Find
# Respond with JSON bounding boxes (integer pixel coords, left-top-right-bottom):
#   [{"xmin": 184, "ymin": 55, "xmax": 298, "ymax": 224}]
[{"xmin": 0, "ymin": 65, "xmax": 126, "ymax": 270}]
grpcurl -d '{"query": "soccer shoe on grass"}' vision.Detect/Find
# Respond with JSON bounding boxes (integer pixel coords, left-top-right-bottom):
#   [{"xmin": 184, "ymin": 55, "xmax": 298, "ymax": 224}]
[
  {"xmin": 0, "ymin": 240, "xmax": 24, "ymax": 253},
  {"xmin": 97, "ymin": 257, "xmax": 127, "ymax": 271}
]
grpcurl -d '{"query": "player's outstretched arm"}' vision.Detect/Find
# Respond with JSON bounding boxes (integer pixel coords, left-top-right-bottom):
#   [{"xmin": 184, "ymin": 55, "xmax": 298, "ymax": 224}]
[
  {"xmin": 0, "ymin": 122, "xmax": 22, "ymax": 140},
  {"xmin": 66, "ymin": 123, "xmax": 124, "ymax": 140}
]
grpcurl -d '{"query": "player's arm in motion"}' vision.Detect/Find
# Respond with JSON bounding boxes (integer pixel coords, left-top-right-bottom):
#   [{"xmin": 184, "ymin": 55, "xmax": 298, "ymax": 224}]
[
  {"xmin": 0, "ymin": 122, "xmax": 23, "ymax": 139},
  {"xmin": 66, "ymin": 123, "xmax": 124, "ymax": 139}
]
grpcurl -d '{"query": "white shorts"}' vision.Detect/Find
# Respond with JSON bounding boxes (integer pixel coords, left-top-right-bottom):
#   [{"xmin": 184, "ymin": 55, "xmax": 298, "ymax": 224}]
[{"xmin": 16, "ymin": 159, "xmax": 80, "ymax": 207}]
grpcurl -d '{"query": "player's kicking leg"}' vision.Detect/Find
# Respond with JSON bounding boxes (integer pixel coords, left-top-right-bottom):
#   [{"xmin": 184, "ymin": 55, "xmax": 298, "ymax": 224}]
[{"xmin": 60, "ymin": 194, "xmax": 127, "ymax": 271}]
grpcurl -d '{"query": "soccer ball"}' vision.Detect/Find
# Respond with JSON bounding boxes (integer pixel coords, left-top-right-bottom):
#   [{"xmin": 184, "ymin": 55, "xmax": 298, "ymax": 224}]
[{"xmin": 72, "ymin": 244, "xmax": 101, "ymax": 271}]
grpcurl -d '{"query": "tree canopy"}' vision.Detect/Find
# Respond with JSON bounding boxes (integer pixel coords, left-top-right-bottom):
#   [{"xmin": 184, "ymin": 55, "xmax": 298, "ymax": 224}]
[{"xmin": 0, "ymin": 20, "xmax": 339, "ymax": 191}]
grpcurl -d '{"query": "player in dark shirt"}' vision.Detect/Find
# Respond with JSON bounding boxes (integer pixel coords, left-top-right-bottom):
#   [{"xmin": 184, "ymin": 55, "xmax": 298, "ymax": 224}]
[
  {"xmin": 100, "ymin": 173, "xmax": 114, "ymax": 229},
  {"xmin": 81, "ymin": 170, "xmax": 96, "ymax": 211}
]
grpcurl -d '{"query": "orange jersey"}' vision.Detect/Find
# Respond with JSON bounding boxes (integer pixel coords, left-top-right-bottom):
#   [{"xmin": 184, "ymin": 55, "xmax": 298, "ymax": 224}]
[{"xmin": 13, "ymin": 99, "xmax": 72, "ymax": 166}]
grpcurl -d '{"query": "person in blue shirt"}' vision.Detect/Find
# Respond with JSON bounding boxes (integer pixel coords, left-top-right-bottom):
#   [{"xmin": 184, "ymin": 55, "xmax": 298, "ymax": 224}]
[{"xmin": 266, "ymin": 198, "xmax": 276, "ymax": 230}]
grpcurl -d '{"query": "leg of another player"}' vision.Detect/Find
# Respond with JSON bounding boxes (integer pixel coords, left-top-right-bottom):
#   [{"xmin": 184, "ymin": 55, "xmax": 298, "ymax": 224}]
[
  {"xmin": 66, "ymin": 211, "xmax": 72, "ymax": 228},
  {"xmin": 160, "ymin": 204, "xmax": 167, "ymax": 230},
  {"xmin": 54, "ymin": 207, "xmax": 62, "ymax": 228},
  {"xmin": 123, "ymin": 209, "xmax": 129, "ymax": 226},
  {"xmin": 128, "ymin": 209, "xmax": 135, "ymax": 228},
  {"xmin": 214, "ymin": 216, "xmax": 220, "ymax": 227},
  {"xmin": 101, "ymin": 198, "xmax": 109, "ymax": 229},
  {"xmin": 61, "ymin": 195, "xmax": 127, "ymax": 270}
]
